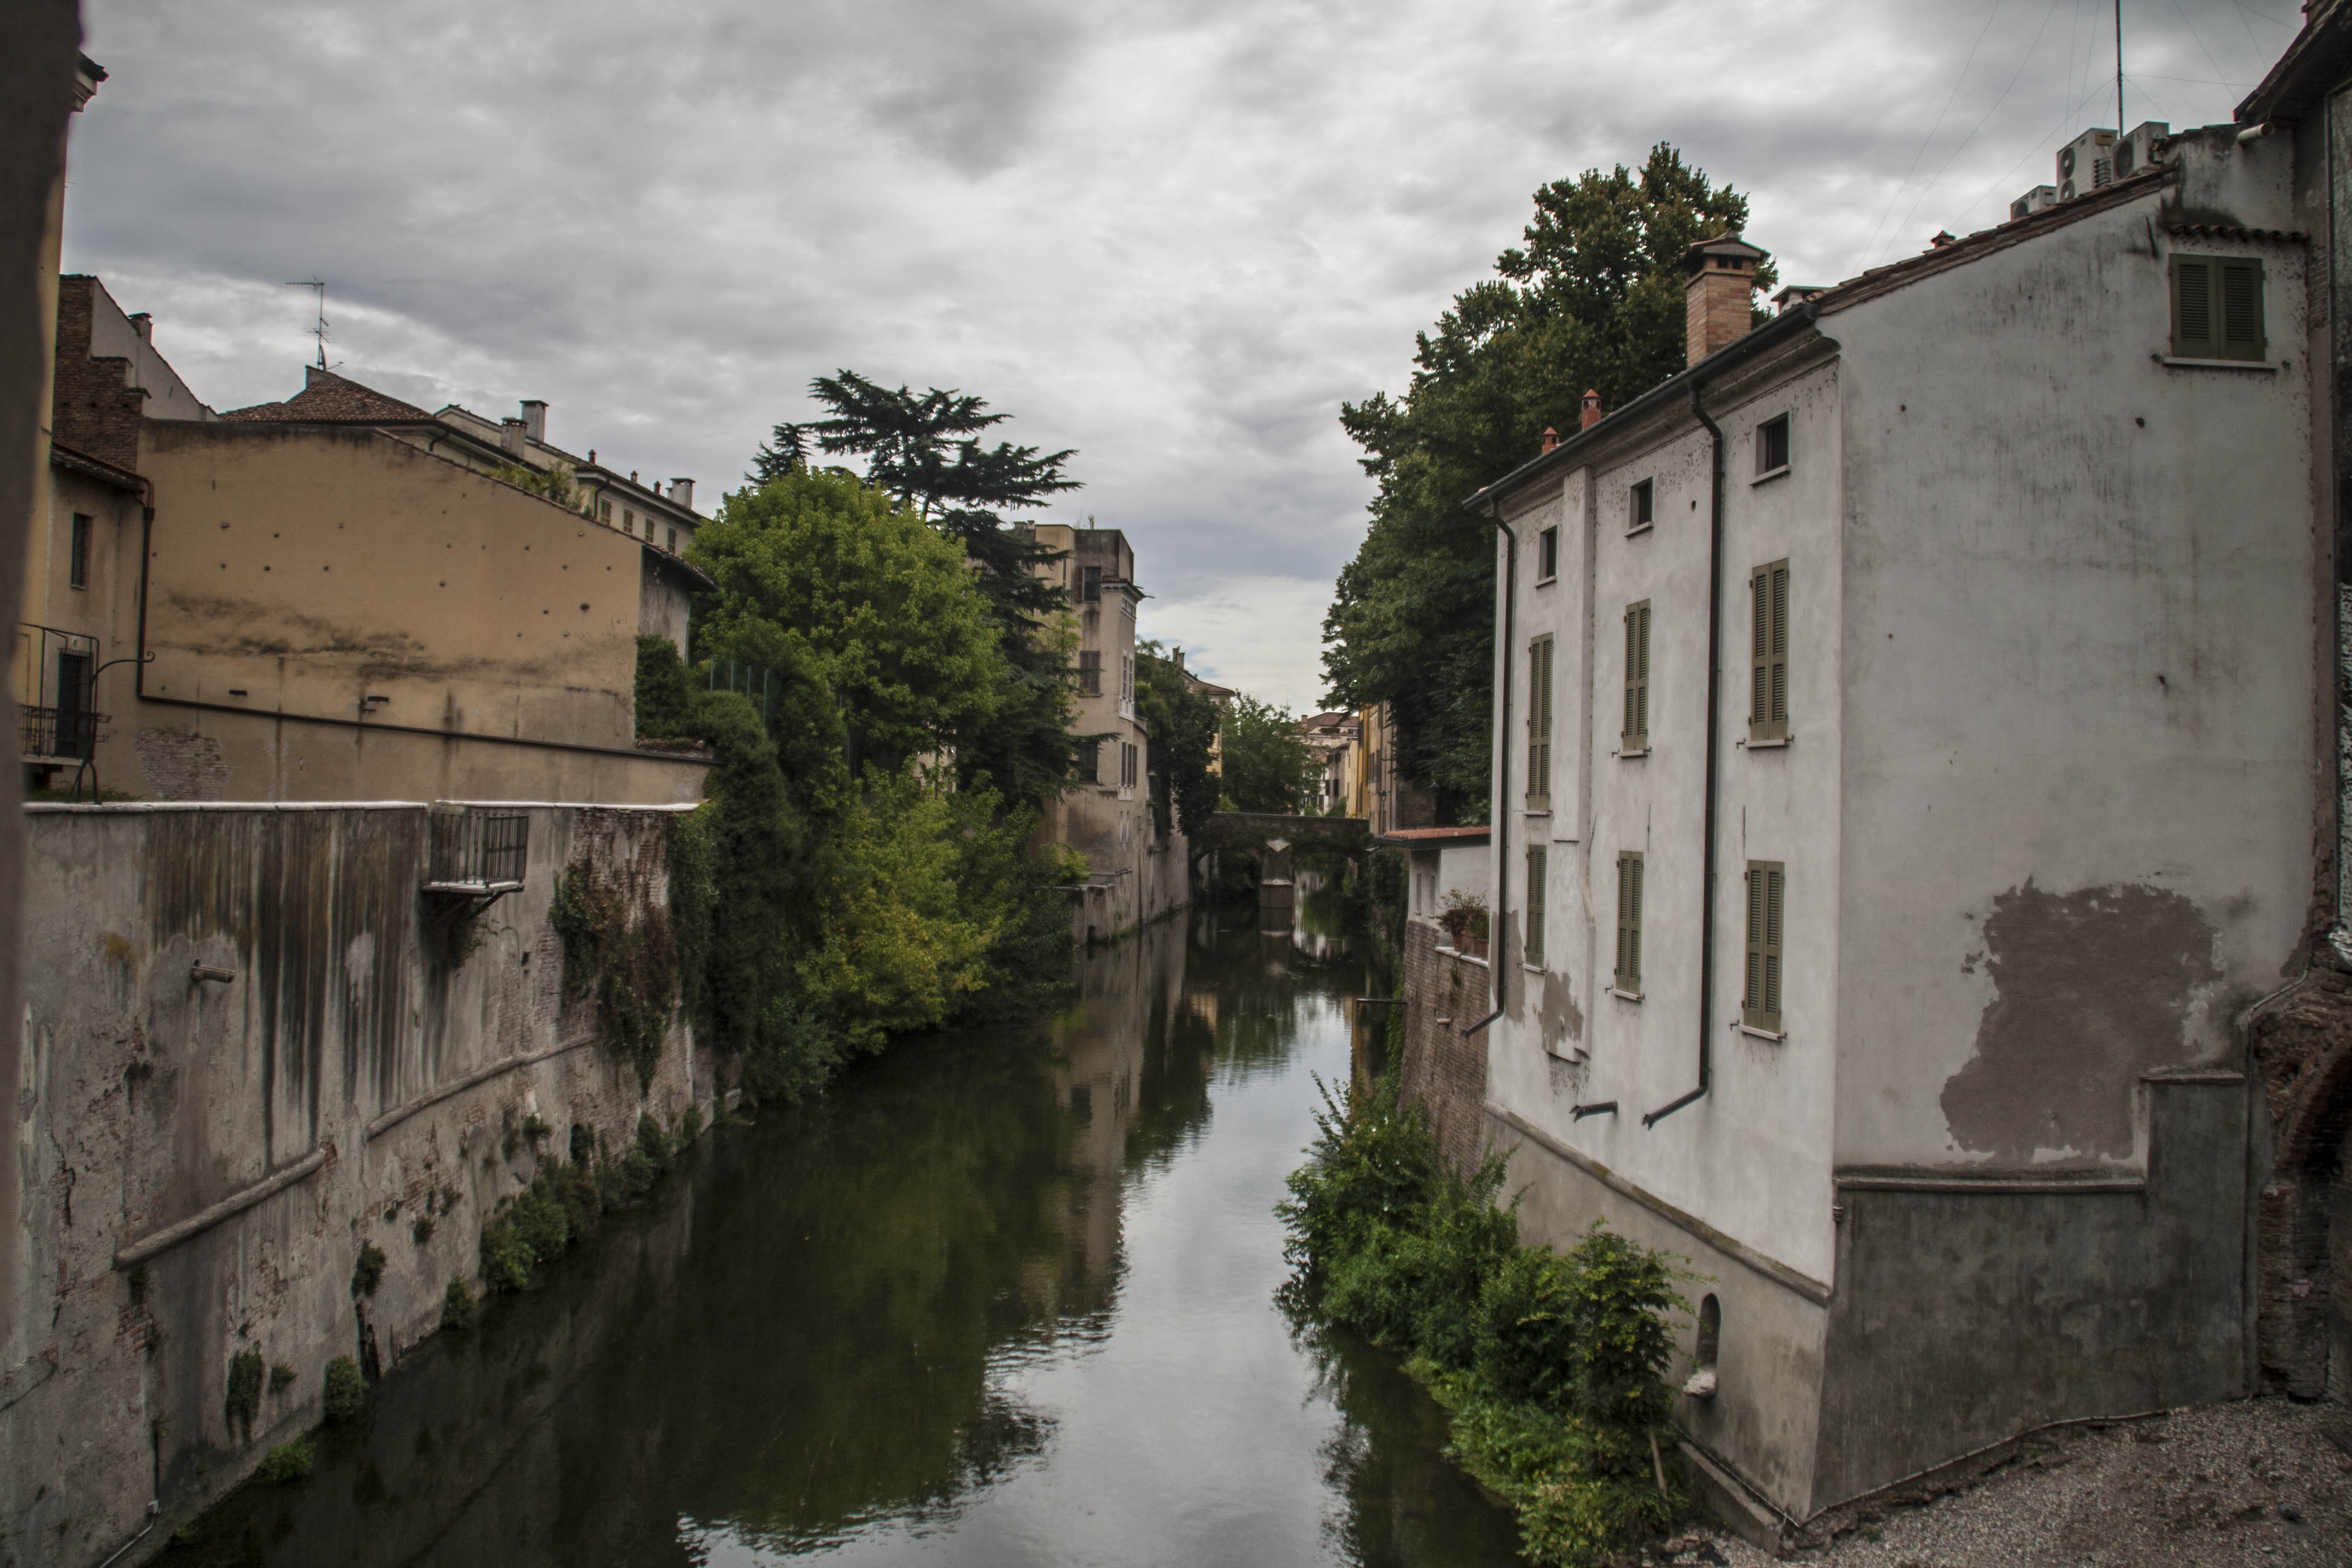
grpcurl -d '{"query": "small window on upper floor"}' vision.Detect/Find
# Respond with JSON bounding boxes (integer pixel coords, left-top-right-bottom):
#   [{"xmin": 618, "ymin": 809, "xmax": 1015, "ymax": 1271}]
[
  {"xmin": 68, "ymin": 514, "xmax": 91, "ymax": 589},
  {"xmin": 1629, "ymin": 479, "xmax": 1655, "ymax": 532},
  {"xmin": 1756, "ymin": 415, "xmax": 1791, "ymax": 477},
  {"xmin": 623, "ymin": 508, "xmax": 636, "ymax": 534},
  {"xmin": 667, "ymin": 527, "xmax": 678, "ymax": 552},
  {"xmin": 2171, "ymin": 254, "xmax": 2265, "ymax": 361},
  {"xmin": 1083, "ymin": 565, "xmax": 1102, "ymax": 602},
  {"xmin": 598, "ymin": 499, "xmax": 612, "ymax": 523},
  {"xmin": 1537, "ymin": 525, "xmax": 1559, "ymax": 581}
]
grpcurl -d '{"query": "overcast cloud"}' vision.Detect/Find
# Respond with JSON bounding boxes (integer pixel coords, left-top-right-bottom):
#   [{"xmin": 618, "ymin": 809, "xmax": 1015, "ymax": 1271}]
[{"xmin": 66, "ymin": 0, "xmax": 2288, "ymax": 710}]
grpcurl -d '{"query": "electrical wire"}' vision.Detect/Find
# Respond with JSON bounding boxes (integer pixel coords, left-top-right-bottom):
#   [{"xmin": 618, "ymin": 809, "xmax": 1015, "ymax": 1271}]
[
  {"xmin": 1883, "ymin": 0, "xmax": 2072, "ymax": 259},
  {"xmin": 1861, "ymin": 0, "xmax": 2008, "ymax": 266}
]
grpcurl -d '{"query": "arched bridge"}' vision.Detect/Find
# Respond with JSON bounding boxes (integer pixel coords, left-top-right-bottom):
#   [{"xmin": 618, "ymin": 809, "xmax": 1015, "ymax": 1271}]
[{"xmin": 1192, "ymin": 811, "xmax": 1372, "ymax": 855}]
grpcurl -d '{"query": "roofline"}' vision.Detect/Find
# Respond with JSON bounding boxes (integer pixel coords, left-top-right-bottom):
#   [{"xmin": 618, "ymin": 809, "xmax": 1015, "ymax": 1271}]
[
  {"xmin": 2239, "ymin": 1, "xmax": 2348, "ymax": 123},
  {"xmin": 1463, "ymin": 301, "xmax": 1822, "ymax": 510},
  {"xmin": 1463, "ymin": 166, "xmax": 2177, "ymax": 511},
  {"xmin": 50, "ymin": 440, "xmax": 145, "ymax": 495}
]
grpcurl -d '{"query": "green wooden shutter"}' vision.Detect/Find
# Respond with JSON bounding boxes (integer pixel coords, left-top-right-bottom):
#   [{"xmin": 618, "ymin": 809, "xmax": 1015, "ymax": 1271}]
[
  {"xmin": 1622, "ymin": 602, "xmax": 1650, "ymax": 748},
  {"xmin": 1743, "ymin": 860, "xmax": 1785, "ymax": 1031},
  {"xmin": 1750, "ymin": 563, "xmax": 1790, "ymax": 741},
  {"xmin": 1527, "ymin": 638, "xmax": 1553, "ymax": 807},
  {"xmin": 2220, "ymin": 258, "xmax": 2264, "ymax": 361},
  {"xmin": 1526, "ymin": 846, "xmax": 1547, "ymax": 968},
  {"xmin": 1614, "ymin": 851, "xmax": 1643, "ymax": 991},
  {"xmin": 2172, "ymin": 256, "xmax": 2213, "ymax": 358}
]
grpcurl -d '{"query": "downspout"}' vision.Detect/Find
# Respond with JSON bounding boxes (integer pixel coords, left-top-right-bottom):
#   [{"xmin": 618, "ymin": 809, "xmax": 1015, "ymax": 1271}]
[
  {"xmin": 132, "ymin": 488, "xmax": 152, "ymax": 699},
  {"xmin": 1644, "ymin": 384, "xmax": 1726, "ymax": 1126},
  {"xmin": 1462, "ymin": 498, "xmax": 1514, "ymax": 1037}
]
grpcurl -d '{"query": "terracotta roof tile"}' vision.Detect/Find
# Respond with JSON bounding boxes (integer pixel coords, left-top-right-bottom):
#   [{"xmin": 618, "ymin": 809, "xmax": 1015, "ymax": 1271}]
[{"xmin": 220, "ymin": 369, "xmax": 431, "ymax": 424}]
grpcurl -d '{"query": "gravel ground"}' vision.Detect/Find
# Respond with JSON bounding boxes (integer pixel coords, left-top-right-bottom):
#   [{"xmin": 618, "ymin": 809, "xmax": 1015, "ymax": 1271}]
[{"xmin": 1650, "ymin": 1398, "xmax": 2352, "ymax": 1568}]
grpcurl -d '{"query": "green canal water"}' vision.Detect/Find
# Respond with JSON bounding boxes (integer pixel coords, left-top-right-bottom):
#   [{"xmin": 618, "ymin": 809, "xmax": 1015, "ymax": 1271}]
[{"xmin": 155, "ymin": 907, "xmax": 1523, "ymax": 1567}]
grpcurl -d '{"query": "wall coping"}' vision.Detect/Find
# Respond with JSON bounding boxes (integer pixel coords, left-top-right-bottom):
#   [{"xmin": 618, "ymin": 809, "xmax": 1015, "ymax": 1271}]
[{"xmin": 25, "ymin": 798, "xmax": 702, "ymax": 815}]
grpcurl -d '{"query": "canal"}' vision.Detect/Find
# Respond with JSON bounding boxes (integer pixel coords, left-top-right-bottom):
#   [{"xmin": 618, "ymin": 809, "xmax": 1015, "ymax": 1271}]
[{"xmin": 155, "ymin": 907, "xmax": 1524, "ymax": 1568}]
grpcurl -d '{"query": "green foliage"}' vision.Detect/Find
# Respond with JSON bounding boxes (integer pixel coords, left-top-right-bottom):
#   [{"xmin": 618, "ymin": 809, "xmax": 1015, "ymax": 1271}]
[
  {"xmin": 321, "ymin": 1356, "xmax": 365, "ymax": 1425},
  {"xmin": 1218, "ymin": 694, "xmax": 1315, "ymax": 814},
  {"xmin": 440, "ymin": 1277, "xmax": 479, "ymax": 1331},
  {"xmin": 1133, "ymin": 640, "xmax": 1221, "ymax": 837},
  {"xmin": 224, "ymin": 1350, "xmax": 264, "ymax": 1442},
  {"xmin": 1324, "ymin": 145, "xmax": 1762, "ymax": 820},
  {"xmin": 411, "ymin": 1214, "xmax": 434, "ymax": 1246},
  {"xmin": 492, "ymin": 459, "xmax": 584, "ymax": 511},
  {"xmin": 694, "ymin": 468, "xmax": 1006, "ymax": 770},
  {"xmin": 635, "ymin": 635, "xmax": 696, "ymax": 743},
  {"xmin": 1363, "ymin": 847, "xmax": 1407, "ymax": 954},
  {"xmin": 253, "ymin": 1440, "xmax": 313, "ymax": 1486},
  {"xmin": 349, "ymin": 1242, "xmax": 385, "ymax": 1299},
  {"xmin": 552, "ymin": 863, "xmax": 679, "ymax": 1091},
  {"xmin": 267, "ymin": 1362, "xmax": 295, "ymax": 1394},
  {"xmin": 1280, "ymin": 1067, "xmax": 1690, "ymax": 1566}
]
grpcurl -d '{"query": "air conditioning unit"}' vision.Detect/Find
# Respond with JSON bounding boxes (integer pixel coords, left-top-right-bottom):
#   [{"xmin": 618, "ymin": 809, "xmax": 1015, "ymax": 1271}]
[
  {"xmin": 2110, "ymin": 120, "xmax": 2172, "ymax": 180},
  {"xmin": 2056, "ymin": 128, "xmax": 2117, "ymax": 201},
  {"xmin": 2009, "ymin": 185, "xmax": 2060, "ymax": 221}
]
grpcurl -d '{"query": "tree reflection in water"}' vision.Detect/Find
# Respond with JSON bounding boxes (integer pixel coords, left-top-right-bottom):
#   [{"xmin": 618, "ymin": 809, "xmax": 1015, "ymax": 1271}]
[{"xmin": 155, "ymin": 909, "xmax": 1517, "ymax": 1568}]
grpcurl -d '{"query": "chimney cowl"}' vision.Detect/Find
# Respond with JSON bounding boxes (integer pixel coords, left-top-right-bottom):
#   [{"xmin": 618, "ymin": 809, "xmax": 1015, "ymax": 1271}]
[
  {"xmin": 500, "ymin": 416, "xmax": 528, "ymax": 457},
  {"xmin": 1540, "ymin": 427, "xmax": 1558, "ymax": 454},
  {"xmin": 668, "ymin": 477, "xmax": 694, "ymax": 509},
  {"xmin": 1682, "ymin": 231, "xmax": 1770, "ymax": 368},
  {"xmin": 128, "ymin": 312, "xmax": 153, "ymax": 343},
  {"xmin": 1579, "ymin": 389, "xmax": 1602, "ymax": 430}
]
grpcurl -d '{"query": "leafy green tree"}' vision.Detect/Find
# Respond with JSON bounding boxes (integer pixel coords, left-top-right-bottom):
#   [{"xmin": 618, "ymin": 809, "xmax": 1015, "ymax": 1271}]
[
  {"xmin": 691, "ymin": 468, "xmax": 1005, "ymax": 769},
  {"xmin": 766, "ymin": 370, "xmax": 1086, "ymax": 805},
  {"xmin": 1218, "ymin": 694, "xmax": 1313, "ymax": 814},
  {"xmin": 1322, "ymin": 145, "xmax": 1764, "ymax": 820},
  {"xmin": 1133, "ymin": 641, "xmax": 1221, "ymax": 838}
]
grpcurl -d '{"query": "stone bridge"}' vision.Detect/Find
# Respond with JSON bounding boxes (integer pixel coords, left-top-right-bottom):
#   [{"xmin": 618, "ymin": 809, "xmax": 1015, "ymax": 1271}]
[{"xmin": 1192, "ymin": 811, "xmax": 1372, "ymax": 856}]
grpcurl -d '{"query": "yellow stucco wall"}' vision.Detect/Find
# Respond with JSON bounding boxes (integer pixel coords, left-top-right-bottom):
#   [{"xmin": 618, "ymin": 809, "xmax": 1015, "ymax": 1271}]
[{"xmin": 101, "ymin": 420, "xmax": 707, "ymax": 805}]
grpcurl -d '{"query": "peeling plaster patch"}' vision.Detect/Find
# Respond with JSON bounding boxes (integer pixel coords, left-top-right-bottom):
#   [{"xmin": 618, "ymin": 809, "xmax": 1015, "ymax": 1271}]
[
  {"xmin": 1547, "ymin": 1053, "xmax": 1587, "ymax": 1100},
  {"xmin": 1941, "ymin": 881, "xmax": 2220, "ymax": 1162},
  {"xmin": 134, "ymin": 726, "xmax": 229, "ymax": 802},
  {"xmin": 1538, "ymin": 966, "xmax": 1583, "ymax": 1051}
]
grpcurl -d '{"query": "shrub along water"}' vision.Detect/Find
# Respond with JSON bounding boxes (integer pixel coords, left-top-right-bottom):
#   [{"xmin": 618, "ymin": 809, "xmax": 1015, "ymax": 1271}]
[{"xmin": 1279, "ymin": 1068, "xmax": 1690, "ymax": 1566}]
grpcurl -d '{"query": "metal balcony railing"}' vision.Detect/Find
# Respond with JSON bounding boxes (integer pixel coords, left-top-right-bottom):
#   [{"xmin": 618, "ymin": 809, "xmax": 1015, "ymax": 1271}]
[
  {"xmin": 426, "ymin": 810, "xmax": 529, "ymax": 892},
  {"xmin": 19, "ymin": 704, "xmax": 100, "ymax": 762}
]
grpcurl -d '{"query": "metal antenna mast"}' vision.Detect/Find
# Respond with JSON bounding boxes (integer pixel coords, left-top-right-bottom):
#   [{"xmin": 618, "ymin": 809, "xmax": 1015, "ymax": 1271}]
[
  {"xmin": 2115, "ymin": 0, "xmax": 2125, "ymax": 134},
  {"xmin": 285, "ymin": 278, "xmax": 327, "ymax": 368}
]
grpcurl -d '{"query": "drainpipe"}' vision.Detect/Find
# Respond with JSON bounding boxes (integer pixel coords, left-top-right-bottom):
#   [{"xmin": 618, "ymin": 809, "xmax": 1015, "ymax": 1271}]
[
  {"xmin": 1644, "ymin": 384, "xmax": 1726, "ymax": 1126},
  {"xmin": 132, "ymin": 491, "xmax": 152, "ymax": 699},
  {"xmin": 1462, "ymin": 500, "xmax": 1514, "ymax": 1037}
]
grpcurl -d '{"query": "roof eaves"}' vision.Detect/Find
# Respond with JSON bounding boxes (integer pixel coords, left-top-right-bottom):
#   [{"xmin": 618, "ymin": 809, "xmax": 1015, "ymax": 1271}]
[
  {"xmin": 1462, "ymin": 302, "xmax": 1823, "ymax": 512},
  {"xmin": 2239, "ymin": 4, "xmax": 2351, "ymax": 123}
]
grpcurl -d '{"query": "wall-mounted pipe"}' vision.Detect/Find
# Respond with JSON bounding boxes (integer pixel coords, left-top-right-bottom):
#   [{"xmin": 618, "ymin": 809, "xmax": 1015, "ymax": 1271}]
[
  {"xmin": 1644, "ymin": 382, "xmax": 1727, "ymax": 1128},
  {"xmin": 1468, "ymin": 498, "xmax": 1517, "ymax": 1036}
]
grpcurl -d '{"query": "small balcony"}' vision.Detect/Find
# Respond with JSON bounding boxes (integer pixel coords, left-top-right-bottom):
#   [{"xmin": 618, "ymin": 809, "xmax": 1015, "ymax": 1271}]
[
  {"xmin": 425, "ymin": 809, "xmax": 529, "ymax": 893},
  {"xmin": 19, "ymin": 704, "xmax": 102, "ymax": 765}
]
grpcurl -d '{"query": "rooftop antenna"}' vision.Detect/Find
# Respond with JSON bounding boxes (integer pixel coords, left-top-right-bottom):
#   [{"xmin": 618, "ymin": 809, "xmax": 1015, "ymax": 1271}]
[
  {"xmin": 2115, "ymin": 0, "xmax": 2125, "ymax": 134},
  {"xmin": 285, "ymin": 278, "xmax": 327, "ymax": 368}
]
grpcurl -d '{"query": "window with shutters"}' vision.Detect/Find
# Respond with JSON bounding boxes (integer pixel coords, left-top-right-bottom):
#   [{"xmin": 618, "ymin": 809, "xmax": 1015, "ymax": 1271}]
[
  {"xmin": 2170, "ymin": 254, "xmax": 2265, "ymax": 361},
  {"xmin": 1537, "ymin": 525, "xmax": 1559, "ymax": 582},
  {"xmin": 1621, "ymin": 601, "xmax": 1651, "ymax": 752},
  {"xmin": 1629, "ymin": 479, "xmax": 1655, "ymax": 532},
  {"xmin": 1613, "ymin": 851, "xmax": 1644, "ymax": 995},
  {"xmin": 1078, "ymin": 650, "xmax": 1102, "ymax": 695},
  {"xmin": 1743, "ymin": 860, "xmax": 1785, "ymax": 1033},
  {"xmin": 1756, "ymin": 414, "xmax": 1791, "ymax": 477},
  {"xmin": 1749, "ymin": 560, "xmax": 1789, "ymax": 742},
  {"xmin": 1526, "ymin": 635, "xmax": 1553, "ymax": 808},
  {"xmin": 1526, "ymin": 846, "xmax": 1547, "ymax": 968},
  {"xmin": 1081, "ymin": 739, "xmax": 1101, "ymax": 783}
]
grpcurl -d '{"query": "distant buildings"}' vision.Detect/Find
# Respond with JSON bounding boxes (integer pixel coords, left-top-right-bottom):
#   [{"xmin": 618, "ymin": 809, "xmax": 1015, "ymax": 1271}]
[{"xmin": 1027, "ymin": 523, "xmax": 1189, "ymax": 942}]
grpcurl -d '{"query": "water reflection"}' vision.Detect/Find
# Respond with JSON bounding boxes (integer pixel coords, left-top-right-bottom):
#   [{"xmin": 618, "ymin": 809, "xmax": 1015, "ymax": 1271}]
[{"xmin": 157, "ymin": 909, "xmax": 1518, "ymax": 1568}]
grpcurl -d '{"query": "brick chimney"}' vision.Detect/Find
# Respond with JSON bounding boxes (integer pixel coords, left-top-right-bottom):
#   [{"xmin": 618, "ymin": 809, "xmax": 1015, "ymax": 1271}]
[
  {"xmin": 1540, "ymin": 427, "xmax": 1558, "ymax": 454},
  {"xmin": 1579, "ymin": 389, "xmax": 1602, "ymax": 430},
  {"xmin": 1682, "ymin": 233, "xmax": 1769, "ymax": 366}
]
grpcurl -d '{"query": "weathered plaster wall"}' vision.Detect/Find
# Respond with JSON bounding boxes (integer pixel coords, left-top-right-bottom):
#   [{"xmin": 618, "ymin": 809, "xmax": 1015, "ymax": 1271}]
[
  {"xmin": 1829, "ymin": 166, "xmax": 2313, "ymax": 1173},
  {"xmin": 1486, "ymin": 350, "xmax": 1847, "ymax": 1297},
  {"xmin": 1395, "ymin": 916, "xmax": 1491, "ymax": 1174},
  {"xmin": 1, "ymin": 801, "xmax": 716, "ymax": 1568}
]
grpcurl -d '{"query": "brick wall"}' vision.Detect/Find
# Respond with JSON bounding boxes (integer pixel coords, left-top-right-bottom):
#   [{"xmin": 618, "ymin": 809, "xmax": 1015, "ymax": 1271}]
[
  {"xmin": 2246, "ymin": 964, "xmax": 2352, "ymax": 1398},
  {"xmin": 1396, "ymin": 916, "xmax": 1492, "ymax": 1175},
  {"xmin": 51, "ymin": 274, "xmax": 145, "ymax": 471}
]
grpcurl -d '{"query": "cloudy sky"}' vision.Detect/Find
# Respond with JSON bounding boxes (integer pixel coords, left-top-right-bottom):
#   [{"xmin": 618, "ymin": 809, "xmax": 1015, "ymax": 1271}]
[{"xmin": 66, "ymin": 0, "xmax": 2288, "ymax": 710}]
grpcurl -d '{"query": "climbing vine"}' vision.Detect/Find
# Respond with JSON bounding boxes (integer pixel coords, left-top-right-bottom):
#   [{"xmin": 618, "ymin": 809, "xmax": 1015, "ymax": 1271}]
[{"xmin": 551, "ymin": 863, "xmax": 679, "ymax": 1091}]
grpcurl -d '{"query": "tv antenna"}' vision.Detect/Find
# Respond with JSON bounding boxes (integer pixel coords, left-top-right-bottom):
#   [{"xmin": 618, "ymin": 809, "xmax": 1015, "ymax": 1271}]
[{"xmin": 285, "ymin": 278, "xmax": 328, "ymax": 368}]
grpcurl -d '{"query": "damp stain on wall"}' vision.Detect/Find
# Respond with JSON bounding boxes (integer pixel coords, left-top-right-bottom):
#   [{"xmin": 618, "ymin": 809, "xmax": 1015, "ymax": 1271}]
[{"xmin": 1941, "ymin": 880, "xmax": 2220, "ymax": 1163}]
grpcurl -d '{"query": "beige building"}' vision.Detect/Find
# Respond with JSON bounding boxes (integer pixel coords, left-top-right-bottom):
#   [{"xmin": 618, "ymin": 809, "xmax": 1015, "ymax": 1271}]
[
  {"xmin": 1345, "ymin": 701, "xmax": 1435, "ymax": 833},
  {"xmin": 1298, "ymin": 709, "xmax": 1359, "ymax": 813},
  {"xmin": 25, "ymin": 295, "xmax": 713, "ymax": 803},
  {"xmin": 1027, "ymin": 523, "xmax": 1188, "ymax": 942}
]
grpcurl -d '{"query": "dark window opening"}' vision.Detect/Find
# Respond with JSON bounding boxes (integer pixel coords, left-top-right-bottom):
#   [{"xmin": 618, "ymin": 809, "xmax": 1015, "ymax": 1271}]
[
  {"xmin": 1082, "ymin": 566, "xmax": 1103, "ymax": 602},
  {"xmin": 1630, "ymin": 479, "xmax": 1654, "ymax": 529},
  {"xmin": 1757, "ymin": 415, "xmax": 1791, "ymax": 475},
  {"xmin": 68, "ymin": 514, "xmax": 90, "ymax": 589},
  {"xmin": 55, "ymin": 649, "xmax": 92, "ymax": 759},
  {"xmin": 1537, "ymin": 526, "xmax": 1559, "ymax": 581},
  {"xmin": 1696, "ymin": 1294, "xmax": 1720, "ymax": 1367},
  {"xmin": 1078, "ymin": 650, "xmax": 1102, "ymax": 695}
]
